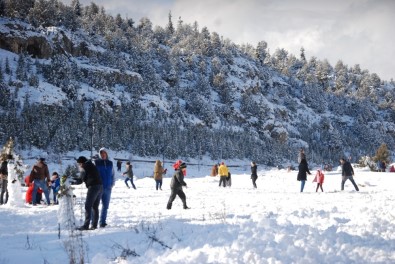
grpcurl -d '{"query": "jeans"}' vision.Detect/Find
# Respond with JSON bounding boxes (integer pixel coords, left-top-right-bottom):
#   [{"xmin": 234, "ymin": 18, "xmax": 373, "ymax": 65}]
[
  {"xmin": 124, "ymin": 177, "xmax": 136, "ymax": 189},
  {"xmin": 100, "ymin": 187, "xmax": 112, "ymax": 226},
  {"xmin": 83, "ymin": 185, "xmax": 103, "ymax": 229},
  {"xmin": 341, "ymin": 176, "xmax": 359, "ymax": 191},
  {"xmin": 33, "ymin": 179, "xmax": 50, "ymax": 204},
  {"xmin": 251, "ymin": 176, "xmax": 257, "ymax": 188},
  {"xmin": 300, "ymin": 180, "xmax": 306, "ymax": 192},
  {"xmin": 155, "ymin": 179, "xmax": 162, "ymax": 190}
]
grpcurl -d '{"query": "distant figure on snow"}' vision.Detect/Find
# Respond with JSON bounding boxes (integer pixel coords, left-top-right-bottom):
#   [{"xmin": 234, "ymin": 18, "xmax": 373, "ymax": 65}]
[
  {"xmin": 154, "ymin": 160, "xmax": 166, "ymax": 191},
  {"xmin": 210, "ymin": 164, "xmax": 218, "ymax": 177},
  {"xmin": 313, "ymin": 169, "xmax": 324, "ymax": 192},
  {"xmin": 51, "ymin": 172, "xmax": 61, "ymax": 204},
  {"xmin": 122, "ymin": 161, "xmax": 136, "ymax": 189},
  {"xmin": 340, "ymin": 157, "xmax": 359, "ymax": 191},
  {"xmin": 167, "ymin": 161, "xmax": 189, "ymax": 210},
  {"xmin": 218, "ymin": 162, "xmax": 229, "ymax": 187},
  {"xmin": 297, "ymin": 158, "xmax": 311, "ymax": 192},
  {"xmin": 117, "ymin": 160, "xmax": 122, "ymax": 172},
  {"xmin": 251, "ymin": 161, "xmax": 258, "ymax": 188}
]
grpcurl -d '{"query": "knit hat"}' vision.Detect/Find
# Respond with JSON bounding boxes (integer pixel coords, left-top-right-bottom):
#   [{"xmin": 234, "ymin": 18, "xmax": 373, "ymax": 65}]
[
  {"xmin": 179, "ymin": 162, "xmax": 187, "ymax": 169},
  {"xmin": 76, "ymin": 156, "xmax": 88, "ymax": 163}
]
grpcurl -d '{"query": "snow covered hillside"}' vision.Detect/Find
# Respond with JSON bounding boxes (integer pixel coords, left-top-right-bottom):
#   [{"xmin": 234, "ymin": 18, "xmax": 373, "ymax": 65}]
[{"xmin": 1, "ymin": 157, "xmax": 394, "ymax": 264}]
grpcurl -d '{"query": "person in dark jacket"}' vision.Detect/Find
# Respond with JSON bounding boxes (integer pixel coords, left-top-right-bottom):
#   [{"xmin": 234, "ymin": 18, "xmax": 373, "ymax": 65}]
[
  {"xmin": 167, "ymin": 162, "xmax": 189, "ymax": 210},
  {"xmin": 297, "ymin": 158, "xmax": 311, "ymax": 192},
  {"xmin": 122, "ymin": 161, "xmax": 136, "ymax": 189},
  {"xmin": 340, "ymin": 157, "xmax": 359, "ymax": 191},
  {"xmin": 76, "ymin": 156, "xmax": 103, "ymax": 230},
  {"xmin": 251, "ymin": 161, "xmax": 258, "ymax": 188},
  {"xmin": 94, "ymin": 147, "xmax": 114, "ymax": 228},
  {"xmin": 0, "ymin": 155, "xmax": 11, "ymax": 205}
]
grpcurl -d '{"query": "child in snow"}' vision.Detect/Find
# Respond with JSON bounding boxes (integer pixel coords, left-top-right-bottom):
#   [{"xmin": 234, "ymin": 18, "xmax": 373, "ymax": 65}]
[
  {"xmin": 154, "ymin": 160, "xmax": 166, "ymax": 190},
  {"xmin": 51, "ymin": 172, "xmax": 61, "ymax": 204},
  {"xmin": 313, "ymin": 169, "xmax": 324, "ymax": 192}
]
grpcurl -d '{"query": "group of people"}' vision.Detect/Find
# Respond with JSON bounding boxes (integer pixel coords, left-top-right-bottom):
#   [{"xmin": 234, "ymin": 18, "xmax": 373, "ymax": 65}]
[
  {"xmin": 297, "ymin": 148, "xmax": 359, "ymax": 193},
  {"xmin": 76, "ymin": 147, "xmax": 114, "ymax": 230}
]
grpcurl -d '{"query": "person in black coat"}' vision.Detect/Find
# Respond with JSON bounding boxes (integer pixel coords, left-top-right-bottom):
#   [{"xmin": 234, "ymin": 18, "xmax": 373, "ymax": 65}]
[
  {"xmin": 297, "ymin": 158, "xmax": 311, "ymax": 192},
  {"xmin": 76, "ymin": 156, "xmax": 103, "ymax": 230},
  {"xmin": 0, "ymin": 155, "xmax": 10, "ymax": 205},
  {"xmin": 251, "ymin": 161, "xmax": 258, "ymax": 188},
  {"xmin": 167, "ymin": 162, "xmax": 189, "ymax": 210},
  {"xmin": 340, "ymin": 157, "xmax": 359, "ymax": 191}
]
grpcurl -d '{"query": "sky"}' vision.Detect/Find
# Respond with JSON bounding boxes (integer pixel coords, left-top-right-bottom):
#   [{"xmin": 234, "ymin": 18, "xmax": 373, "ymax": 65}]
[
  {"xmin": 1, "ymin": 149, "xmax": 395, "ymax": 263},
  {"xmin": 61, "ymin": 0, "xmax": 395, "ymax": 81}
]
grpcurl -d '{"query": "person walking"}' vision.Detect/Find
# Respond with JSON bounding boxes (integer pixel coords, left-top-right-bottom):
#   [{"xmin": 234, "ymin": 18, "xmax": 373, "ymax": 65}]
[
  {"xmin": 297, "ymin": 158, "xmax": 311, "ymax": 192},
  {"xmin": 122, "ymin": 161, "xmax": 136, "ymax": 189},
  {"xmin": 167, "ymin": 162, "xmax": 189, "ymax": 210},
  {"xmin": 251, "ymin": 161, "xmax": 258, "ymax": 188},
  {"xmin": 76, "ymin": 156, "xmax": 103, "ymax": 231},
  {"xmin": 218, "ymin": 162, "xmax": 229, "ymax": 187},
  {"xmin": 29, "ymin": 157, "xmax": 51, "ymax": 205},
  {"xmin": 340, "ymin": 157, "xmax": 359, "ymax": 191},
  {"xmin": 313, "ymin": 169, "xmax": 324, "ymax": 192},
  {"xmin": 154, "ymin": 160, "xmax": 166, "ymax": 191},
  {"xmin": 94, "ymin": 148, "xmax": 114, "ymax": 228}
]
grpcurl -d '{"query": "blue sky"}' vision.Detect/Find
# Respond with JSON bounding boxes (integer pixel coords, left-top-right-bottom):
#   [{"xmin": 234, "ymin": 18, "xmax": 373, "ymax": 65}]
[{"xmin": 62, "ymin": 0, "xmax": 395, "ymax": 81}]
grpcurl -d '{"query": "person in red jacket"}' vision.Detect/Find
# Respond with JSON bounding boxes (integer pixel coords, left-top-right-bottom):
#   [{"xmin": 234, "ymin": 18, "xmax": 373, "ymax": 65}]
[
  {"xmin": 24, "ymin": 175, "xmax": 43, "ymax": 204},
  {"xmin": 313, "ymin": 169, "xmax": 324, "ymax": 192}
]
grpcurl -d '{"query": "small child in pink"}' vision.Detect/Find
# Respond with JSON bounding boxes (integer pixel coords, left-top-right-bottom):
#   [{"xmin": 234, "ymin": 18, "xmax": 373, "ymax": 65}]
[{"xmin": 313, "ymin": 169, "xmax": 324, "ymax": 192}]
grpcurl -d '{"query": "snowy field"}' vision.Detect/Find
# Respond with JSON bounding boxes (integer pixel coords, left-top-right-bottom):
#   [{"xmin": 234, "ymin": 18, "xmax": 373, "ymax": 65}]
[{"xmin": 1, "ymin": 155, "xmax": 395, "ymax": 264}]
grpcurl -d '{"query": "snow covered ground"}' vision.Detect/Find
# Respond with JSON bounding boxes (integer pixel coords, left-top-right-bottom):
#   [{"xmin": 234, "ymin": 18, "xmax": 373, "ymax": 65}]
[{"xmin": 1, "ymin": 154, "xmax": 395, "ymax": 264}]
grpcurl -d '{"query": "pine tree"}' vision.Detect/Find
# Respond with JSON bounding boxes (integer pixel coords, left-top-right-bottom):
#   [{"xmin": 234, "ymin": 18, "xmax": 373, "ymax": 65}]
[
  {"xmin": 374, "ymin": 143, "xmax": 390, "ymax": 164},
  {"xmin": 167, "ymin": 11, "xmax": 174, "ymax": 34}
]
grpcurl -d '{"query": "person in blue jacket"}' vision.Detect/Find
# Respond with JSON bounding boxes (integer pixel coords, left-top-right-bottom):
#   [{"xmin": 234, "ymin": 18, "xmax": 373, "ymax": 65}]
[
  {"xmin": 51, "ymin": 172, "xmax": 61, "ymax": 204},
  {"xmin": 94, "ymin": 147, "xmax": 114, "ymax": 228}
]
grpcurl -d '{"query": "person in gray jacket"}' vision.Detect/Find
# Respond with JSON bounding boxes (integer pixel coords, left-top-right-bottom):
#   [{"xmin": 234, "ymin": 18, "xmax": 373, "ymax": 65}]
[{"xmin": 167, "ymin": 162, "xmax": 189, "ymax": 210}]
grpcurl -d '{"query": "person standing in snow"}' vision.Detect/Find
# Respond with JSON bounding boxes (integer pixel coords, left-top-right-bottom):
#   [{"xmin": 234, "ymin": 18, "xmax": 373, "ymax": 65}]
[
  {"xmin": 340, "ymin": 157, "xmax": 359, "ymax": 191},
  {"xmin": 251, "ymin": 161, "xmax": 258, "ymax": 188},
  {"xmin": 154, "ymin": 160, "xmax": 166, "ymax": 191},
  {"xmin": 76, "ymin": 156, "xmax": 103, "ymax": 230},
  {"xmin": 0, "ymin": 154, "xmax": 11, "ymax": 205},
  {"xmin": 94, "ymin": 147, "xmax": 114, "ymax": 228},
  {"xmin": 117, "ymin": 160, "xmax": 122, "ymax": 172},
  {"xmin": 122, "ymin": 161, "xmax": 136, "ymax": 189},
  {"xmin": 29, "ymin": 157, "xmax": 51, "ymax": 205},
  {"xmin": 297, "ymin": 158, "xmax": 311, "ymax": 192},
  {"xmin": 51, "ymin": 172, "xmax": 61, "ymax": 204},
  {"xmin": 210, "ymin": 164, "xmax": 218, "ymax": 177},
  {"xmin": 167, "ymin": 162, "xmax": 189, "ymax": 210},
  {"xmin": 218, "ymin": 162, "xmax": 229, "ymax": 187},
  {"xmin": 313, "ymin": 169, "xmax": 324, "ymax": 192}
]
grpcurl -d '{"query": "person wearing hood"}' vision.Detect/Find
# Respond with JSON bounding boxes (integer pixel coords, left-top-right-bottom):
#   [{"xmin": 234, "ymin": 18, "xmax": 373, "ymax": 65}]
[
  {"xmin": 167, "ymin": 162, "xmax": 189, "ymax": 210},
  {"xmin": 94, "ymin": 148, "xmax": 114, "ymax": 228},
  {"xmin": 29, "ymin": 157, "xmax": 51, "ymax": 205},
  {"xmin": 76, "ymin": 156, "xmax": 103, "ymax": 230},
  {"xmin": 154, "ymin": 160, "xmax": 166, "ymax": 191}
]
